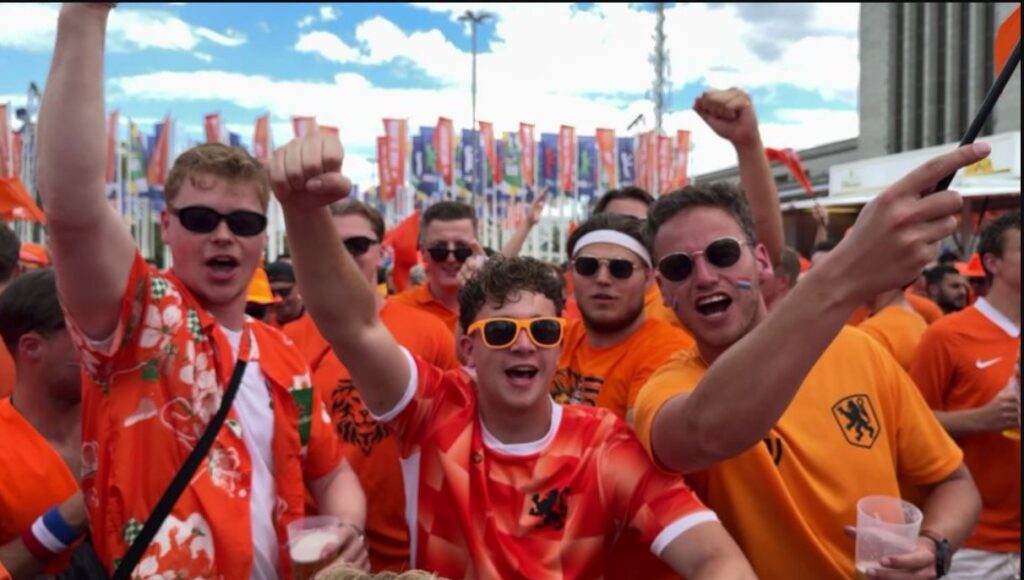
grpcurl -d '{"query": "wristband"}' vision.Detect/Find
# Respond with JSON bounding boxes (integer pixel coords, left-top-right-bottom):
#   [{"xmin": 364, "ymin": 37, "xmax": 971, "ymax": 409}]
[{"xmin": 21, "ymin": 506, "xmax": 83, "ymax": 562}]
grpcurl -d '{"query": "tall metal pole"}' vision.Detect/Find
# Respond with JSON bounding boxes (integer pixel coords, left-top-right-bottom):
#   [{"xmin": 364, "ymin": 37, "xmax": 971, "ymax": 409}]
[
  {"xmin": 459, "ymin": 11, "xmax": 492, "ymax": 217},
  {"xmin": 651, "ymin": 2, "xmax": 666, "ymax": 195}
]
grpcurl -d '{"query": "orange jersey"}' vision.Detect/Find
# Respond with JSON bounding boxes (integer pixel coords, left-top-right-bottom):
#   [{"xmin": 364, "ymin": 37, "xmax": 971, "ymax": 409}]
[
  {"xmin": 909, "ymin": 299, "xmax": 1021, "ymax": 552},
  {"xmin": 381, "ymin": 351, "xmax": 716, "ymax": 579},
  {"xmin": 0, "ymin": 399, "xmax": 79, "ymax": 574},
  {"xmin": 552, "ymin": 318, "xmax": 693, "ymax": 420},
  {"xmin": 643, "ymin": 285, "xmax": 694, "ymax": 338},
  {"xmin": 906, "ymin": 291, "xmax": 943, "ymax": 325},
  {"xmin": 859, "ymin": 305, "xmax": 928, "ymax": 371},
  {"xmin": 64, "ymin": 253, "xmax": 341, "ymax": 578},
  {"xmin": 284, "ymin": 302, "xmax": 458, "ymax": 572},
  {"xmin": 0, "ymin": 343, "xmax": 14, "ymax": 399},
  {"xmin": 633, "ymin": 327, "xmax": 963, "ymax": 579},
  {"xmin": 389, "ymin": 284, "xmax": 458, "ymax": 333}
]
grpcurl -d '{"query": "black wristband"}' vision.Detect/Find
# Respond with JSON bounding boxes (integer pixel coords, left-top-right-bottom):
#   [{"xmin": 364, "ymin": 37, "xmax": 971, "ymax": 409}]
[{"xmin": 919, "ymin": 530, "xmax": 951, "ymax": 577}]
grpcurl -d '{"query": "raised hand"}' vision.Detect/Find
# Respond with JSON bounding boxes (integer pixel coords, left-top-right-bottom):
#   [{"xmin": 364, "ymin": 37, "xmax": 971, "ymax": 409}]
[
  {"xmin": 527, "ymin": 188, "xmax": 549, "ymax": 226},
  {"xmin": 694, "ymin": 88, "xmax": 761, "ymax": 148},
  {"xmin": 827, "ymin": 143, "xmax": 990, "ymax": 304},
  {"xmin": 457, "ymin": 240, "xmax": 488, "ymax": 289},
  {"xmin": 269, "ymin": 131, "xmax": 353, "ymax": 211}
]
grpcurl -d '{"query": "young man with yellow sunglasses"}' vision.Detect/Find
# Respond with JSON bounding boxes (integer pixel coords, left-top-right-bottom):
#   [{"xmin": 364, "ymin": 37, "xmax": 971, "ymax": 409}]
[{"xmin": 271, "ymin": 131, "xmax": 755, "ymax": 579}]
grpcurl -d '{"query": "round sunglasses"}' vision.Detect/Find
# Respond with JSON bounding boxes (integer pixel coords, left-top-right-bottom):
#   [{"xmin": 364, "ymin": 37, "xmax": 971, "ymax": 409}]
[
  {"xmin": 657, "ymin": 237, "xmax": 747, "ymax": 282},
  {"xmin": 426, "ymin": 244, "xmax": 473, "ymax": 263},
  {"xmin": 466, "ymin": 317, "xmax": 566, "ymax": 350},
  {"xmin": 342, "ymin": 236, "xmax": 379, "ymax": 257},
  {"xmin": 169, "ymin": 205, "xmax": 267, "ymax": 237},
  {"xmin": 572, "ymin": 256, "xmax": 642, "ymax": 280}
]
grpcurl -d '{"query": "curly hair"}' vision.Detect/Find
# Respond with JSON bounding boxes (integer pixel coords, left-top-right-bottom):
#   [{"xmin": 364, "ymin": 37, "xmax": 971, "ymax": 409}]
[
  {"xmin": 314, "ymin": 563, "xmax": 444, "ymax": 580},
  {"xmin": 977, "ymin": 209, "xmax": 1021, "ymax": 280},
  {"xmin": 458, "ymin": 256, "xmax": 565, "ymax": 333},
  {"xmin": 165, "ymin": 143, "xmax": 270, "ymax": 211},
  {"xmin": 644, "ymin": 183, "xmax": 757, "ymax": 256}
]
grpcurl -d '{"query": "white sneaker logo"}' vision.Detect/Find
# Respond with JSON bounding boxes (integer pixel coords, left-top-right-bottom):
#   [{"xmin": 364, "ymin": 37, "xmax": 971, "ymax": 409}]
[{"xmin": 975, "ymin": 357, "xmax": 1003, "ymax": 369}]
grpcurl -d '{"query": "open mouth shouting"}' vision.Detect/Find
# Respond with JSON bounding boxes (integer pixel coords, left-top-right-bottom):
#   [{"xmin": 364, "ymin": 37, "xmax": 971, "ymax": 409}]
[{"xmin": 695, "ymin": 293, "xmax": 733, "ymax": 320}]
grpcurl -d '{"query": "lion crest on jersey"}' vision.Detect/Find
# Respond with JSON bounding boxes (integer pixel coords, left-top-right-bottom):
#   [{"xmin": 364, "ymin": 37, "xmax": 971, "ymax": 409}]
[{"xmin": 331, "ymin": 378, "xmax": 389, "ymax": 456}]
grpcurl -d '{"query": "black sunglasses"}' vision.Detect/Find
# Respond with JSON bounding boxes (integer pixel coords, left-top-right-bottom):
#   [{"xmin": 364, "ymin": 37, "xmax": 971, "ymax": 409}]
[
  {"xmin": 657, "ymin": 237, "xmax": 746, "ymax": 282},
  {"xmin": 169, "ymin": 205, "xmax": 267, "ymax": 237},
  {"xmin": 426, "ymin": 245, "xmax": 473, "ymax": 263},
  {"xmin": 573, "ymin": 256, "xmax": 641, "ymax": 280},
  {"xmin": 271, "ymin": 286, "xmax": 293, "ymax": 298},
  {"xmin": 343, "ymin": 236, "xmax": 379, "ymax": 257}
]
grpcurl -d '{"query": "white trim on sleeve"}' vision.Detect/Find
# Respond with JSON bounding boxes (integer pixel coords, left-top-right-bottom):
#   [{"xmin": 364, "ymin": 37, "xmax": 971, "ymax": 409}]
[
  {"xmin": 370, "ymin": 346, "xmax": 419, "ymax": 422},
  {"xmin": 650, "ymin": 511, "xmax": 720, "ymax": 557}
]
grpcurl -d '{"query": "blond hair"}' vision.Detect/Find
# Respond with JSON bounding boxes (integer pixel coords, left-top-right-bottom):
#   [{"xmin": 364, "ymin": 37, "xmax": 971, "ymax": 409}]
[
  {"xmin": 313, "ymin": 564, "xmax": 444, "ymax": 580},
  {"xmin": 164, "ymin": 143, "xmax": 270, "ymax": 211}
]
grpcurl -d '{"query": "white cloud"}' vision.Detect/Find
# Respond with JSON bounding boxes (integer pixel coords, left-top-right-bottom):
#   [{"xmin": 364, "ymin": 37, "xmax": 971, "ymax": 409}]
[
  {"xmin": 193, "ymin": 51, "xmax": 213, "ymax": 63},
  {"xmin": 297, "ymin": 14, "xmax": 316, "ymax": 29},
  {"xmin": 0, "ymin": 3, "xmax": 246, "ymax": 53},
  {"xmin": 295, "ymin": 31, "xmax": 361, "ymax": 63},
  {"xmin": 319, "ymin": 6, "xmax": 338, "ymax": 22}
]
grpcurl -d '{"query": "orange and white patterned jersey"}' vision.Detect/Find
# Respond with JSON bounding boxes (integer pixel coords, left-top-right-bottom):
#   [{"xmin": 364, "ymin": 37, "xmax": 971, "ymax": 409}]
[{"xmin": 377, "ymin": 349, "xmax": 716, "ymax": 579}]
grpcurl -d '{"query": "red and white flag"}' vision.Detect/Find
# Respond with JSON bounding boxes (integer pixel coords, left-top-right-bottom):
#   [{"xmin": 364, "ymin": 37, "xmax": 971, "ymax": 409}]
[
  {"xmin": 519, "ymin": 123, "xmax": 535, "ymax": 189},
  {"xmin": 382, "ymin": 118, "xmax": 408, "ymax": 196},
  {"xmin": 657, "ymin": 134, "xmax": 672, "ymax": 194},
  {"xmin": 558, "ymin": 125, "xmax": 576, "ymax": 193},
  {"xmin": 673, "ymin": 130, "xmax": 690, "ymax": 189},
  {"xmin": 146, "ymin": 114, "xmax": 172, "ymax": 187},
  {"xmin": 434, "ymin": 117, "xmax": 454, "ymax": 187},
  {"xmin": 377, "ymin": 136, "xmax": 394, "ymax": 201},
  {"xmin": 595, "ymin": 128, "xmax": 617, "ymax": 190}
]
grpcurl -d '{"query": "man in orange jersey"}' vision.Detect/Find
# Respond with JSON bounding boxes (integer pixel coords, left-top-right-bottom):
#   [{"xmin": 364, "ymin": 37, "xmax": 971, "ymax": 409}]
[
  {"xmin": 910, "ymin": 209, "xmax": 1021, "ymax": 578},
  {"xmin": 633, "ymin": 144, "xmax": 990, "ymax": 579},
  {"xmin": 36, "ymin": 5, "xmax": 365, "ymax": 576},
  {"xmin": 284, "ymin": 199, "xmax": 459, "ymax": 572},
  {"xmin": 266, "ymin": 260, "xmax": 306, "ymax": 328},
  {"xmin": 389, "ymin": 201, "xmax": 478, "ymax": 333},
  {"xmin": 925, "ymin": 264, "xmax": 969, "ymax": 314},
  {"xmin": 271, "ymin": 130, "xmax": 756, "ymax": 579},
  {"xmin": 859, "ymin": 287, "xmax": 929, "ymax": 371},
  {"xmin": 0, "ymin": 224, "xmax": 22, "ymax": 399},
  {"xmin": 553, "ymin": 213, "xmax": 693, "ymax": 422},
  {"xmin": 0, "ymin": 270, "xmax": 83, "ymax": 577}
]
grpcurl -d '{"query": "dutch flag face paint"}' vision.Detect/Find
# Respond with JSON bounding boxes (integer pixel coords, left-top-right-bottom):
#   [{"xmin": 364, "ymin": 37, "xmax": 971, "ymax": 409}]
[{"xmin": 736, "ymin": 277, "xmax": 753, "ymax": 290}]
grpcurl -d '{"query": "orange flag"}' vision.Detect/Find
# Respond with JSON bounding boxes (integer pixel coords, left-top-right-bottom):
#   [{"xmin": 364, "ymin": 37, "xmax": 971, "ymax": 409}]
[
  {"xmin": 765, "ymin": 147, "xmax": 814, "ymax": 195},
  {"xmin": 595, "ymin": 128, "xmax": 617, "ymax": 190},
  {"xmin": 382, "ymin": 119, "xmax": 408, "ymax": 193},
  {"xmin": 253, "ymin": 114, "xmax": 271, "ymax": 162},
  {"xmin": 479, "ymin": 121, "xmax": 499, "ymax": 184},
  {"xmin": 0, "ymin": 177, "xmax": 46, "ymax": 223},
  {"xmin": 558, "ymin": 125, "xmax": 575, "ymax": 193},
  {"xmin": 146, "ymin": 114, "xmax": 172, "ymax": 187},
  {"xmin": 435, "ymin": 117, "xmax": 454, "ymax": 188},
  {"xmin": 657, "ymin": 134, "xmax": 672, "ymax": 194},
  {"xmin": 673, "ymin": 130, "xmax": 690, "ymax": 189},
  {"xmin": 519, "ymin": 123, "xmax": 535, "ymax": 189},
  {"xmin": 383, "ymin": 210, "xmax": 421, "ymax": 292},
  {"xmin": 377, "ymin": 136, "xmax": 394, "ymax": 201},
  {"xmin": 996, "ymin": 6, "xmax": 1021, "ymax": 76}
]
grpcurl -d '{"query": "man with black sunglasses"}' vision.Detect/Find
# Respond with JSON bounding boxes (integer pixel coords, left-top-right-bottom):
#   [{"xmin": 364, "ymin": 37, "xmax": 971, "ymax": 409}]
[
  {"xmin": 631, "ymin": 146, "xmax": 992, "ymax": 578},
  {"xmin": 271, "ymin": 130, "xmax": 756, "ymax": 579},
  {"xmin": 35, "ymin": 5, "xmax": 368, "ymax": 577},
  {"xmin": 266, "ymin": 260, "xmax": 306, "ymax": 328},
  {"xmin": 390, "ymin": 201, "xmax": 481, "ymax": 333}
]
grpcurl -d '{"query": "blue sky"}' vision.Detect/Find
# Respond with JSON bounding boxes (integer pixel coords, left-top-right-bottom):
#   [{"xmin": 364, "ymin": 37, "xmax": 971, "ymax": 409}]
[{"xmin": 1, "ymin": 2, "xmax": 860, "ymax": 186}]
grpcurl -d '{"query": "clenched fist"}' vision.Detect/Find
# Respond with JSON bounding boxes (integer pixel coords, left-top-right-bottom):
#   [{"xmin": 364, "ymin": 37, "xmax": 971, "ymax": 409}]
[
  {"xmin": 694, "ymin": 88, "xmax": 761, "ymax": 148},
  {"xmin": 269, "ymin": 132, "xmax": 353, "ymax": 211}
]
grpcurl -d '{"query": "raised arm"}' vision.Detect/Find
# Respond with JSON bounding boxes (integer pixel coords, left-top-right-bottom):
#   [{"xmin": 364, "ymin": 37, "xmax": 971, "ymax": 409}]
[
  {"xmin": 694, "ymin": 88, "xmax": 783, "ymax": 266},
  {"xmin": 270, "ymin": 133, "xmax": 410, "ymax": 416},
  {"xmin": 500, "ymin": 188, "xmax": 547, "ymax": 257},
  {"xmin": 37, "ymin": 3, "xmax": 137, "ymax": 339},
  {"xmin": 651, "ymin": 143, "xmax": 991, "ymax": 473}
]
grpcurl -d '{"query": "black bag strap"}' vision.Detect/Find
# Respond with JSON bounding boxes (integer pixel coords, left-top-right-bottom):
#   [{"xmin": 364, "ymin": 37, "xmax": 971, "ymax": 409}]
[{"xmin": 111, "ymin": 351, "xmax": 249, "ymax": 580}]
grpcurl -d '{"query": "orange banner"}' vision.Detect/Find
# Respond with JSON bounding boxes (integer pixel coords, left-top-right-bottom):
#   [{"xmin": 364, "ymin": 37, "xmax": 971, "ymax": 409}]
[
  {"xmin": 0, "ymin": 104, "xmax": 9, "ymax": 178},
  {"xmin": 377, "ymin": 136, "xmax": 394, "ymax": 201},
  {"xmin": 105, "ymin": 110, "xmax": 119, "ymax": 185},
  {"xmin": 253, "ymin": 114, "xmax": 271, "ymax": 162},
  {"xmin": 558, "ymin": 125, "xmax": 576, "ymax": 193},
  {"xmin": 479, "ymin": 121, "xmax": 500, "ymax": 184},
  {"xmin": 996, "ymin": 5, "xmax": 1021, "ymax": 76},
  {"xmin": 292, "ymin": 116, "xmax": 316, "ymax": 138},
  {"xmin": 673, "ymin": 130, "xmax": 690, "ymax": 189},
  {"xmin": 635, "ymin": 132, "xmax": 650, "ymax": 191},
  {"xmin": 434, "ymin": 117, "xmax": 453, "ymax": 187},
  {"xmin": 204, "ymin": 113, "xmax": 222, "ymax": 143},
  {"xmin": 146, "ymin": 115, "xmax": 172, "ymax": 187},
  {"xmin": 519, "ymin": 123, "xmax": 535, "ymax": 189},
  {"xmin": 657, "ymin": 134, "xmax": 672, "ymax": 194},
  {"xmin": 382, "ymin": 118, "xmax": 408, "ymax": 196},
  {"xmin": 595, "ymin": 128, "xmax": 616, "ymax": 190}
]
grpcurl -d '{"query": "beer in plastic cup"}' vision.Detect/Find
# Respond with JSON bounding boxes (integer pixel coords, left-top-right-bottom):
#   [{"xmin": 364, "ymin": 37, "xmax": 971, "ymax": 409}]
[
  {"xmin": 287, "ymin": 516, "xmax": 344, "ymax": 580},
  {"xmin": 854, "ymin": 496, "xmax": 923, "ymax": 578}
]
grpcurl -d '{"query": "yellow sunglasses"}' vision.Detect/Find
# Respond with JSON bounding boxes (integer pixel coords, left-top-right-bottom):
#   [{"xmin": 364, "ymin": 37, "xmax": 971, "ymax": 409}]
[{"xmin": 466, "ymin": 317, "xmax": 567, "ymax": 349}]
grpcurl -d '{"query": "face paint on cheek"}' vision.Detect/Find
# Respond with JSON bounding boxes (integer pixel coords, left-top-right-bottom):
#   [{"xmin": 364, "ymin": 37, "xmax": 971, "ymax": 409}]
[{"xmin": 737, "ymin": 277, "xmax": 753, "ymax": 290}]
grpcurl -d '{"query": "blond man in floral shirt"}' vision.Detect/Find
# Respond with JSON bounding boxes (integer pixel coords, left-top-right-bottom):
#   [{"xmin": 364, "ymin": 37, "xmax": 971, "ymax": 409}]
[{"xmin": 35, "ymin": 4, "xmax": 368, "ymax": 577}]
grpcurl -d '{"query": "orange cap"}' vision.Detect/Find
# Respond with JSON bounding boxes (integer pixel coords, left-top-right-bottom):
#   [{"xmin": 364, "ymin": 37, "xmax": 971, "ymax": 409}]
[
  {"xmin": 247, "ymin": 267, "xmax": 281, "ymax": 305},
  {"xmin": 957, "ymin": 253, "xmax": 986, "ymax": 278},
  {"xmin": 19, "ymin": 242, "xmax": 49, "ymax": 267}
]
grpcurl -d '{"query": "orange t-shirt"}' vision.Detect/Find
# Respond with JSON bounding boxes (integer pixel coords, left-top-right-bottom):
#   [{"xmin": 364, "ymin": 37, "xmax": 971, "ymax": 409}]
[
  {"xmin": 284, "ymin": 302, "xmax": 458, "ymax": 572},
  {"xmin": 906, "ymin": 291, "xmax": 943, "ymax": 325},
  {"xmin": 0, "ymin": 399, "xmax": 79, "ymax": 574},
  {"xmin": 389, "ymin": 284, "xmax": 458, "ymax": 333},
  {"xmin": 0, "ymin": 343, "xmax": 14, "ymax": 399},
  {"xmin": 633, "ymin": 327, "xmax": 963, "ymax": 579},
  {"xmin": 551, "ymin": 318, "xmax": 694, "ymax": 420},
  {"xmin": 64, "ymin": 253, "xmax": 341, "ymax": 578},
  {"xmin": 909, "ymin": 299, "xmax": 1021, "ymax": 553},
  {"xmin": 859, "ymin": 305, "xmax": 928, "ymax": 371},
  {"xmin": 643, "ymin": 285, "xmax": 694, "ymax": 339}
]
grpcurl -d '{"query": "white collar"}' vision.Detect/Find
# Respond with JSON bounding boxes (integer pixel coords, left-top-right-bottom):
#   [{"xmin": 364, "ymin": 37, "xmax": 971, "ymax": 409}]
[
  {"xmin": 974, "ymin": 298, "xmax": 1021, "ymax": 338},
  {"xmin": 481, "ymin": 400, "xmax": 562, "ymax": 456}
]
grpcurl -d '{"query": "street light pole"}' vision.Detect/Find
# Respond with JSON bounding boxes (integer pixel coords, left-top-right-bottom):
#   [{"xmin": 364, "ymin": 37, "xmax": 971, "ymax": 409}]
[{"xmin": 458, "ymin": 10, "xmax": 492, "ymax": 216}]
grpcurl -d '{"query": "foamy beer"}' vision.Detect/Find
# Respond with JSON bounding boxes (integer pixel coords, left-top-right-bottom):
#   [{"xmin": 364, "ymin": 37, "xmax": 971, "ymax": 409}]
[{"xmin": 287, "ymin": 516, "xmax": 344, "ymax": 580}]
